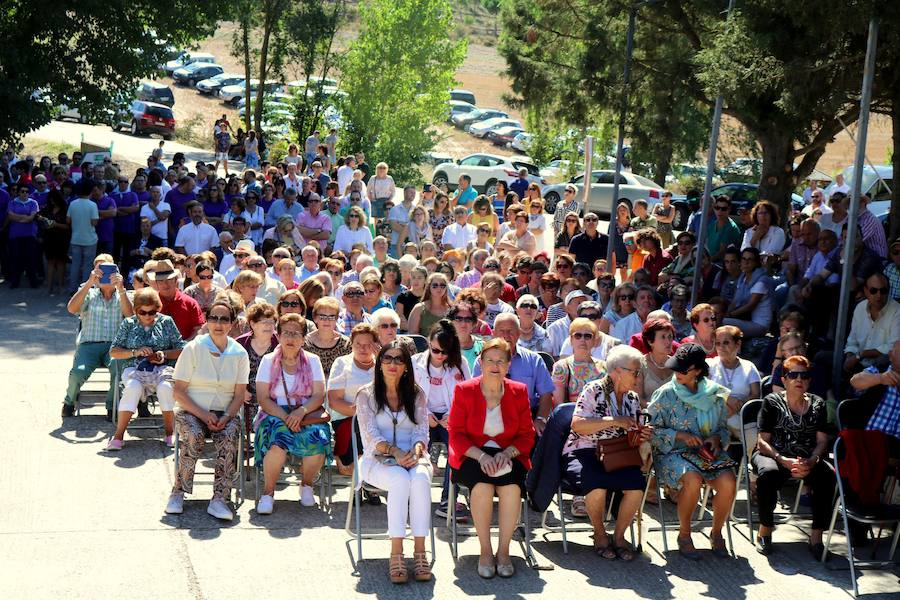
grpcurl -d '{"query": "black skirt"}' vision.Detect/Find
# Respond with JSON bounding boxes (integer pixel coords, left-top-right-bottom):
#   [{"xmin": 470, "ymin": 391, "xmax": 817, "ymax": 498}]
[
  {"xmin": 565, "ymin": 448, "xmax": 646, "ymax": 494},
  {"xmin": 451, "ymin": 446, "xmax": 527, "ymax": 492}
]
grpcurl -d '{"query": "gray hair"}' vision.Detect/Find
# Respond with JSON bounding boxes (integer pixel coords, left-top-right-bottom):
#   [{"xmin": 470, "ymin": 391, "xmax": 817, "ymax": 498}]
[
  {"xmin": 494, "ymin": 312, "xmax": 520, "ymax": 329},
  {"xmin": 371, "ymin": 307, "xmax": 400, "ymax": 326},
  {"xmin": 398, "ymin": 254, "xmax": 419, "ymax": 271},
  {"xmin": 606, "ymin": 345, "xmax": 643, "ymax": 373},
  {"xmin": 647, "ymin": 309, "xmax": 671, "ymax": 322},
  {"xmin": 356, "ymin": 254, "xmax": 374, "ymax": 268}
]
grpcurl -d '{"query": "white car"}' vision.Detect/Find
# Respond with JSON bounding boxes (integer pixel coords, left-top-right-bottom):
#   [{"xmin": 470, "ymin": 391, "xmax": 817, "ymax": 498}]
[
  {"xmin": 541, "ymin": 170, "xmax": 664, "ymax": 218},
  {"xmin": 448, "ymin": 99, "xmax": 477, "ymax": 122},
  {"xmin": 468, "ymin": 117, "xmax": 523, "ymax": 138},
  {"xmin": 196, "ymin": 73, "xmax": 244, "ymax": 95},
  {"xmin": 163, "ymin": 51, "xmax": 215, "ymax": 75},
  {"xmin": 219, "ymin": 80, "xmax": 283, "ymax": 105},
  {"xmin": 539, "ymin": 160, "xmax": 573, "ymax": 183},
  {"xmin": 431, "ymin": 153, "xmax": 545, "ymax": 197},
  {"xmin": 510, "ymin": 132, "xmax": 533, "ymax": 153},
  {"xmin": 236, "ymin": 92, "xmax": 293, "ymax": 110}
]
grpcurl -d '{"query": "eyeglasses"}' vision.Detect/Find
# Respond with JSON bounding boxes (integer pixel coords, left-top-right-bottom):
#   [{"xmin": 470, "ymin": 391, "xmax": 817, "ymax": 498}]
[
  {"xmin": 564, "ymin": 189, "xmax": 576, "ymax": 194},
  {"xmin": 381, "ymin": 354, "xmax": 405, "ymax": 365},
  {"xmin": 565, "ymin": 218, "xmax": 578, "ymax": 223},
  {"xmin": 452, "ymin": 315, "xmax": 476, "ymax": 324},
  {"xmin": 599, "ymin": 282, "xmax": 614, "ymax": 289},
  {"xmin": 619, "ymin": 366, "xmax": 641, "ymax": 376},
  {"xmin": 248, "ymin": 262, "xmax": 266, "ymax": 268},
  {"xmin": 137, "ymin": 309, "xmax": 158, "ymax": 317},
  {"xmin": 280, "ymin": 300, "xmax": 303, "ymax": 308},
  {"xmin": 572, "ymin": 332, "xmax": 594, "ymax": 340},
  {"xmin": 429, "ymin": 346, "xmax": 447, "ymax": 355},
  {"xmin": 316, "ymin": 313, "xmax": 338, "ymax": 321},
  {"xmin": 518, "ymin": 303, "xmax": 538, "ymax": 310},
  {"xmin": 207, "ymin": 314, "xmax": 233, "ymax": 324},
  {"xmin": 430, "ymin": 283, "xmax": 447, "ymax": 289},
  {"xmin": 197, "ymin": 274, "xmax": 214, "ymax": 280},
  {"xmin": 378, "ymin": 322, "xmax": 399, "ymax": 329},
  {"xmin": 234, "ymin": 253, "xmax": 249, "ymax": 259},
  {"xmin": 699, "ymin": 316, "xmax": 715, "ymax": 324},
  {"xmin": 555, "ymin": 263, "xmax": 571, "ymax": 270},
  {"xmin": 784, "ymin": 370, "xmax": 812, "ymax": 381},
  {"xmin": 280, "ymin": 330, "xmax": 304, "ymax": 339},
  {"xmin": 584, "ymin": 217, "xmax": 599, "ymax": 222},
  {"xmin": 344, "ymin": 290, "xmax": 364, "ymax": 298},
  {"xmin": 619, "ymin": 294, "xmax": 635, "ymax": 301},
  {"xmin": 868, "ymin": 286, "xmax": 889, "ymax": 295}
]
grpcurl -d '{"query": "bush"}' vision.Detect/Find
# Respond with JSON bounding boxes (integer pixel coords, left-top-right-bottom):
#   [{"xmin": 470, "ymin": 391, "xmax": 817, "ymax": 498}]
[
  {"xmin": 174, "ymin": 112, "xmax": 211, "ymax": 149},
  {"xmin": 267, "ymin": 138, "xmax": 290, "ymax": 164}
]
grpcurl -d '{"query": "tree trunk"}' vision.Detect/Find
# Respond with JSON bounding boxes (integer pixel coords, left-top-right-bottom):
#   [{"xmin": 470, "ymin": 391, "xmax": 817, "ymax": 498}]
[
  {"xmin": 756, "ymin": 130, "xmax": 798, "ymax": 219},
  {"xmin": 891, "ymin": 87, "xmax": 900, "ymax": 242},
  {"xmin": 254, "ymin": 5, "xmax": 276, "ymax": 134},
  {"xmin": 241, "ymin": 14, "xmax": 252, "ymax": 132}
]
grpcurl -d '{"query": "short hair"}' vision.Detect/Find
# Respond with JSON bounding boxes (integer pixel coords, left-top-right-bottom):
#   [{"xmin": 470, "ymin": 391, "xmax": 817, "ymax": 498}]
[
  {"xmin": 690, "ymin": 303, "xmax": 714, "ymax": 324},
  {"xmin": 371, "ymin": 307, "xmax": 400, "ymax": 326},
  {"xmin": 480, "ymin": 337, "xmax": 511, "ymax": 362},
  {"xmin": 350, "ymin": 323, "xmax": 377, "ymax": 344},
  {"xmin": 636, "ymin": 228, "xmax": 661, "ymax": 248},
  {"xmin": 276, "ymin": 258, "xmax": 296, "ymax": 271},
  {"xmin": 634, "ymin": 199, "xmax": 648, "ymax": 210},
  {"xmin": 246, "ymin": 301, "xmax": 276, "ymax": 322},
  {"xmin": 569, "ymin": 317, "xmax": 599, "ymax": 337},
  {"xmin": 455, "ymin": 288, "xmax": 487, "ymax": 314},
  {"xmin": 312, "ymin": 296, "xmax": 340, "ymax": 316},
  {"xmin": 642, "ymin": 317, "xmax": 676, "ymax": 348},
  {"xmin": 209, "ymin": 296, "xmax": 238, "ymax": 321},
  {"xmin": 132, "ymin": 288, "xmax": 162, "ymax": 310},
  {"xmin": 278, "ymin": 313, "xmax": 308, "ymax": 335},
  {"xmin": 715, "ymin": 325, "xmax": 743, "ymax": 343},
  {"xmin": 606, "ymin": 345, "xmax": 643, "ymax": 373},
  {"xmin": 232, "ymin": 270, "xmax": 262, "ymax": 291},
  {"xmin": 783, "ymin": 355, "xmax": 811, "ymax": 372}
]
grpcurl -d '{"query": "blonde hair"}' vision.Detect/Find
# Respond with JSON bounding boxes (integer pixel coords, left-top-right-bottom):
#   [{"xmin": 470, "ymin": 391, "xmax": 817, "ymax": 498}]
[
  {"xmin": 569, "ymin": 317, "xmax": 599, "ymax": 337},
  {"xmin": 133, "ymin": 288, "xmax": 162, "ymax": 310},
  {"xmin": 232, "ymin": 270, "xmax": 262, "ymax": 293}
]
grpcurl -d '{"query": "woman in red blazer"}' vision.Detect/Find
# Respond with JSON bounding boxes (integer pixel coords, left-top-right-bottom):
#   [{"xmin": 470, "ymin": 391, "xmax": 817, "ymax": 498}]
[{"xmin": 448, "ymin": 338, "xmax": 536, "ymax": 580}]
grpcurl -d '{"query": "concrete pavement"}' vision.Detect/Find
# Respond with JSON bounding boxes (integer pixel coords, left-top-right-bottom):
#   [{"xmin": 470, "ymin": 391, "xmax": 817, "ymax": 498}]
[{"xmin": 1, "ymin": 287, "xmax": 898, "ymax": 599}]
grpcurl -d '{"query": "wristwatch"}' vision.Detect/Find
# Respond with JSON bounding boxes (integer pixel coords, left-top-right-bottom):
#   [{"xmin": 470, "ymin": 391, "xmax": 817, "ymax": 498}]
[{"xmin": 535, "ymin": 416, "xmax": 547, "ymax": 424}]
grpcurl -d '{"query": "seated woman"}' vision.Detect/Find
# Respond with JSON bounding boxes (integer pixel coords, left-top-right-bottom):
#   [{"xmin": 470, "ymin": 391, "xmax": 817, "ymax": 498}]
[
  {"xmin": 648, "ymin": 343, "xmax": 736, "ymax": 559},
  {"xmin": 707, "ymin": 325, "xmax": 761, "ymax": 438},
  {"xmin": 184, "ymin": 261, "xmax": 224, "ymax": 315},
  {"xmin": 723, "ymin": 247, "xmax": 773, "ymax": 339},
  {"xmin": 254, "ymin": 314, "xmax": 329, "ymax": 513},
  {"xmin": 166, "ymin": 299, "xmax": 250, "ymax": 521},
  {"xmin": 234, "ymin": 302, "xmax": 278, "ymax": 447},
  {"xmin": 356, "ymin": 342, "xmax": 433, "ymax": 583},
  {"xmin": 303, "ymin": 297, "xmax": 352, "ymax": 380},
  {"xmin": 108, "ymin": 288, "xmax": 185, "ymax": 450},
  {"xmin": 371, "ymin": 307, "xmax": 417, "ymax": 355},
  {"xmin": 412, "ymin": 319, "xmax": 471, "ymax": 519},
  {"xmin": 770, "ymin": 332, "xmax": 828, "ymax": 398},
  {"xmin": 753, "ymin": 355, "xmax": 834, "ymax": 557},
  {"xmin": 362, "ymin": 274, "xmax": 392, "ymax": 314},
  {"xmin": 448, "ymin": 338, "xmax": 536, "ymax": 579},
  {"xmin": 563, "ymin": 345, "xmax": 651, "ymax": 560}
]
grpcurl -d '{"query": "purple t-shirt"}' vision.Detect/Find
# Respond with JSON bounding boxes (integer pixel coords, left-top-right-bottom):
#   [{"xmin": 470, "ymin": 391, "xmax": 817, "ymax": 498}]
[
  {"xmin": 95, "ymin": 195, "xmax": 117, "ymax": 242},
  {"xmin": 257, "ymin": 196, "xmax": 274, "ymax": 213},
  {"xmin": 30, "ymin": 190, "xmax": 49, "ymax": 208},
  {"xmin": 0, "ymin": 189, "xmax": 9, "ymax": 227},
  {"xmin": 111, "ymin": 190, "xmax": 139, "ymax": 233},
  {"xmin": 203, "ymin": 199, "xmax": 228, "ymax": 232},
  {"xmin": 165, "ymin": 188, "xmax": 197, "ymax": 230},
  {"xmin": 134, "ymin": 190, "xmax": 151, "ymax": 206},
  {"xmin": 8, "ymin": 197, "xmax": 39, "ymax": 239}
]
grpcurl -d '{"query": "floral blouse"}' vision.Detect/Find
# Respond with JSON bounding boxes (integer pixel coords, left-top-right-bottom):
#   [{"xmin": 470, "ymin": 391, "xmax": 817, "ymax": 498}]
[
  {"xmin": 111, "ymin": 314, "xmax": 185, "ymax": 369},
  {"xmin": 563, "ymin": 376, "xmax": 641, "ymax": 455},
  {"xmin": 552, "ymin": 356, "xmax": 607, "ymax": 405}
]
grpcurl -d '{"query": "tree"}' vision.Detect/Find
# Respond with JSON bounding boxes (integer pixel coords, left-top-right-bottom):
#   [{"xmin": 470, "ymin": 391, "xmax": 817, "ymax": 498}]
[
  {"xmin": 0, "ymin": 1, "xmax": 223, "ymax": 143},
  {"xmin": 339, "ymin": 0, "xmax": 466, "ymax": 184},
  {"xmin": 499, "ymin": 0, "xmax": 884, "ymax": 215}
]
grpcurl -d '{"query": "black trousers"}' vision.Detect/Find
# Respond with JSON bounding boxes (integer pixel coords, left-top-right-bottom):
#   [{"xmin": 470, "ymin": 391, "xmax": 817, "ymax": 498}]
[
  {"xmin": 113, "ymin": 231, "xmax": 137, "ymax": 268},
  {"xmin": 7, "ymin": 236, "xmax": 39, "ymax": 287},
  {"xmin": 752, "ymin": 453, "xmax": 835, "ymax": 530}
]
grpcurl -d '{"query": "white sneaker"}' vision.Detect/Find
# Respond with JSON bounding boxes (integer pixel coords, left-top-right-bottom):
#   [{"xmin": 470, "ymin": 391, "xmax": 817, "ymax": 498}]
[
  {"xmin": 207, "ymin": 497, "xmax": 234, "ymax": 520},
  {"xmin": 300, "ymin": 485, "xmax": 316, "ymax": 507},
  {"xmin": 165, "ymin": 492, "xmax": 184, "ymax": 515},
  {"xmin": 257, "ymin": 494, "xmax": 274, "ymax": 514}
]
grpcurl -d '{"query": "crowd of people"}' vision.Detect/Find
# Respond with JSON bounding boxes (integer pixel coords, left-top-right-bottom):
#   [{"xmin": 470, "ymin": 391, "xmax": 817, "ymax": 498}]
[{"xmin": 2, "ymin": 144, "xmax": 898, "ymax": 585}]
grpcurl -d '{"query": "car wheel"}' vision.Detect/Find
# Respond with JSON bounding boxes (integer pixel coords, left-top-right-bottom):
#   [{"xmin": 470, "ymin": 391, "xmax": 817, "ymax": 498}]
[
  {"xmin": 163, "ymin": 134, "xmax": 174, "ymax": 141},
  {"xmin": 484, "ymin": 178, "xmax": 498, "ymax": 197},
  {"xmin": 672, "ymin": 203, "xmax": 690, "ymax": 231},
  {"xmin": 230, "ymin": 97, "xmax": 241, "ymax": 106},
  {"xmin": 78, "ymin": 115, "xmax": 87, "ymax": 124},
  {"xmin": 130, "ymin": 120, "xmax": 140, "ymax": 136},
  {"xmin": 432, "ymin": 172, "xmax": 449, "ymax": 189},
  {"xmin": 544, "ymin": 191, "xmax": 561, "ymax": 215}
]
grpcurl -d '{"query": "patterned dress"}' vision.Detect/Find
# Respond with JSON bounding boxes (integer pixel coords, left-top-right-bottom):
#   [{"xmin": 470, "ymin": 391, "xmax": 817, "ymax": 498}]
[{"xmin": 551, "ymin": 356, "xmax": 607, "ymax": 405}]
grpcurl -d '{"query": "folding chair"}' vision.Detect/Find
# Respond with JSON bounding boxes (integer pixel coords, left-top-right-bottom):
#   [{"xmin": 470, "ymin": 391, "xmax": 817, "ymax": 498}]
[
  {"xmin": 402, "ymin": 334, "xmax": 429, "ymax": 354},
  {"xmin": 537, "ymin": 351, "xmax": 555, "ymax": 374},
  {"xmin": 252, "ymin": 450, "xmax": 333, "ymax": 511},
  {"xmin": 836, "ymin": 396, "xmax": 881, "ymax": 432},
  {"xmin": 343, "ymin": 414, "xmax": 437, "ymax": 565},
  {"xmin": 823, "ymin": 434, "xmax": 900, "ymax": 597},
  {"xmin": 111, "ymin": 360, "xmax": 165, "ymax": 432},
  {"xmin": 75, "ymin": 364, "xmax": 113, "ymax": 417},
  {"xmin": 173, "ymin": 413, "xmax": 245, "ymax": 506}
]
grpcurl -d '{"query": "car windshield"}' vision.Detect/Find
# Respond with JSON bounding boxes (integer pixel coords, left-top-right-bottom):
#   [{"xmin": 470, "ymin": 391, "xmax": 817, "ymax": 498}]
[
  {"xmin": 512, "ymin": 161, "xmax": 539, "ymax": 176},
  {"xmin": 632, "ymin": 174, "xmax": 660, "ymax": 188}
]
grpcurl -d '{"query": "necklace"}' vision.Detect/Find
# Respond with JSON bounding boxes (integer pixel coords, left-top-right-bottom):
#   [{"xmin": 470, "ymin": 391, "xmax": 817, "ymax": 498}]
[
  {"xmin": 718, "ymin": 360, "xmax": 738, "ymax": 388},
  {"xmin": 647, "ymin": 352, "xmax": 669, "ymax": 371},
  {"xmin": 785, "ymin": 393, "xmax": 810, "ymax": 427}
]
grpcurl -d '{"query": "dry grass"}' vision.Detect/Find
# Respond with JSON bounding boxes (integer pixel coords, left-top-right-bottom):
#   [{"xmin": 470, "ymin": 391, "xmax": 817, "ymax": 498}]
[{"xmin": 22, "ymin": 134, "xmax": 145, "ymax": 177}]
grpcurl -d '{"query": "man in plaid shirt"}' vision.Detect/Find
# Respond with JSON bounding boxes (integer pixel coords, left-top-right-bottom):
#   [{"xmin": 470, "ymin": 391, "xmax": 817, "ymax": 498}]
[{"xmin": 850, "ymin": 340, "xmax": 900, "ymax": 441}]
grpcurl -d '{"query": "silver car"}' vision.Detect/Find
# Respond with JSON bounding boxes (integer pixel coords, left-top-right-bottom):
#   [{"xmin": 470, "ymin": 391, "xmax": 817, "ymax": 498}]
[{"xmin": 542, "ymin": 170, "xmax": 664, "ymax": 218}]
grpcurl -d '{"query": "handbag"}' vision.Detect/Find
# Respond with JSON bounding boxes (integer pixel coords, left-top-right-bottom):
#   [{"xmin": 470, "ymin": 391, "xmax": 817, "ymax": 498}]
[
  {"xmin": 680, "ymin": 448, "xmax": 737, "ymax": 473},
  {"xmin": 280, "ymin": 369, "xmax": 330, "ymax": 426},
  {"xmin": 596, "ymin": 435, "xmax": 643, "ymax": 472}
]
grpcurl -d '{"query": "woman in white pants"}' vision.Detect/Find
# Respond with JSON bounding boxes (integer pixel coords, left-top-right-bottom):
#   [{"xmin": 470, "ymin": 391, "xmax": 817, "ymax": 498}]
[
  {"xmin": 107, "ymin": 288, "xmax": 185, "ymax": 450},
  {"xmin": 356, "ymin": 341, "xmax": 432, "ymax": 584}
]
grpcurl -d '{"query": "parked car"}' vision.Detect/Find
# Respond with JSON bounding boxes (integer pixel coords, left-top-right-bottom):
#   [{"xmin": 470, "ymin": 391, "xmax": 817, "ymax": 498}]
[
  {"xmin": 421, "ymin": 151, "xmax": 455, "ymax": 167},
  {"xmin": 870, "ymin": 200, "xmax": 892, "ymax": 241},
  {"xmin": 235, "ymin": 92, "xmax": 293, "ymax": 110},
  {"xmin": 172, "ymin": 63, "xmax": 224, "ymax": 87},
  {"xmin": 448, "ymin": 100, "xmax": 477, "ymax": 122},
  {"xmin": 110, "ymin": 101, "xmax": 176, "ymax": 139},
  {"xmin": 196, "ymin": 73, "xmax": 244, "ymax": 96},
  {"xmin": 431, "ymin": 153, "xmax": 544, "ymax": 196},
  {"xmin": 510, "ymin": 132, "xmax": 533, "ymax": 153},
  {"xmin": 664, "ymin": 163, "xmax": 721, "ymax": 185},
  {"xmin": 486, "ymin": 126, "xmax": 525, "ymax": 147},
  {"xmin": 163, "ymin": 51, "xmax": 215, "ymax": 75},
  {"xmin": 542, "ymin": 170, "xmax": 664, "ymax": 218},
  {"xmin": 136, "ymin": 81, "xmax": 174, "ymax": 107},
  {"xmin": 539, "ymin": 159, "xmax": 573, "ymax": 183},
  {"xmin": 55, "ymin": 103, "xmax": 89, "ymax": 124},
  {"xmin": 824, "ymin": 165, "xmax": 893, "ymax": 202},
  {"xmin": 451, "ymin": 107, "xmax": 507, "ymax": 129},
  {"xmin": 668, "ymin": 182, "xmax": 805, "ymax": 230},
  {"xmin": 468, "ymin": 117, "xmax": 523, "ymax": 138},
  {"xmin": 450, "ymin": 89, "xmax": 476, "ymax": 105},
  {"xmin": 219, "ymin": 80, "xmax": 283, "ymax": 105},
  {"xmin": 239, "ymin": 102, "xmax": 293, "ymax": 120},
  {"xmin": 286, "ymin": 77, "xmax": 338, "ymax": 93}
]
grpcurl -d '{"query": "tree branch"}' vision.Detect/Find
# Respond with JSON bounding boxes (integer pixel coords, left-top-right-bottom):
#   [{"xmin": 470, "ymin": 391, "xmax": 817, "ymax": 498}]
[{"xmin": 791, "ymin": 105, "xmax": 861, "ymax": 158}]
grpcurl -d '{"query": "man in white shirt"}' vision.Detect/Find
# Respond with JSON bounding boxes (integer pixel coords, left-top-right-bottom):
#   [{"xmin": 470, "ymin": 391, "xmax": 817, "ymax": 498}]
[
  {"xmin": 174, "ymin": 201, "xmax": 220, "ymax": 255},
  {"xmin": 801, "ymin": 189, "xmax": 833, "ymax": 218},
  {"xmin": 336, "ymin": 156, "xmax": 355, "ymax": 195},
  {"xmin": 139, "ymin": 186, "xmax": 170, "ymax": 244},
  {"xmin": 224, "ymin": 240, "xmax": 257, "ymax": 284},
  {"xmin": 612, "ymin": 285, "xmax": 657, "ymax": 342},
  {"xmin": 284, "ymin": 162, "xmax": 303, "ymax": 192},
  {"xmin": 829, "ymin": 172, "xmax": 850, "ymax": 198},
  {"xmin": 547, "ymin": 290, "xmax": 589, "ymax": 357},
  {"xmin": 844, "ymin": 273, "xmax": 900, "ymax": 371},
  {"xmin": 441, "ymin": 205, "xmax": 477, "ymax": 251},
  {"xmin": 387, "ymin": 186, "xmax": 415, "ymax": 257}
]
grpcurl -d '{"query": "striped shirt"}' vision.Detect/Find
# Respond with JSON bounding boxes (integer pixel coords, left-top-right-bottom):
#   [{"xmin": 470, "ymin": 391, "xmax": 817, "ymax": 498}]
[
  {"xmin": 79, "ymin": 287, "xmax": 126, "ymax": 343},
  {"xmin": 859, "ymin": 209, "xmax": 887, "ymax": 258}
]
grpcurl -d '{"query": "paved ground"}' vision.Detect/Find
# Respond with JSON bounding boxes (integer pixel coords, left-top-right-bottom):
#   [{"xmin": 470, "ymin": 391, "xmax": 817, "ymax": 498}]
[{"xmin": 2, "ymin": 288, "xmax": 898, "ymax": 599}]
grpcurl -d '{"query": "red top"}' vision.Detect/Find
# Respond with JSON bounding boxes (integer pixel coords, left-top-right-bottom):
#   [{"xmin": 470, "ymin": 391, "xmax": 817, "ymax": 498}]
[
  {"xmin": 448, "ymin": 377, "xmax": 535, "ymax": 470},
  {"xmin": 642, "ymin": 250, "xmax": 673, "ymax": 286},
  {"xmin": 679, "ymin": 335, "xmax": 717, "ymax": 358},
  {"xmin": 160, "ymin": 290, "xmax": 206, "ymax": 340},
  {"xmin": 628, "ymin": 333, "xmax": 679, "ymax": 355}
]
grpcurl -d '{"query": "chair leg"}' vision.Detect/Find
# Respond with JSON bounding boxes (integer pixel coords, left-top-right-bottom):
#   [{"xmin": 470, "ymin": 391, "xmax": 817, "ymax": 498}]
[
  {"xmin": 656, "ymin": 474, "xmax": 668, "ymax": 553},
  {"xmin": 793, "ymin": 483, "xmax": 804, "ymax": 514},
  {"xmin": 889, "ymin": 523, "xmax": 900, "ymax": 561},
  {"xmin": 523, "ymin": 499, "xmax": 536, "ymax": 569},
  {"xmin": 823, "ymin": 499, "xmax": 841, "ymax": 562},
  {"xmin": 558, "ymin": 487, "xmax": 568, "ymax": 554},
  {"xmin": 725, "ymin": 512, "xmax": 735, "ymax": 557},
  {"xmin": 449, "ymin": 483, "xmax": 458, "ymax": 560},
  {"xmin": 840, "ymin": 505, "xmax": 859, "ymax": 597}
]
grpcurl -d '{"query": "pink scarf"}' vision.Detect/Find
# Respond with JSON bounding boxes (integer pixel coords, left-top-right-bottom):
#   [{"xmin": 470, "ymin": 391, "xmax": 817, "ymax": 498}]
[{"xmin": 267, "ymin": 346, "xmax": 312, "ymax": 406}]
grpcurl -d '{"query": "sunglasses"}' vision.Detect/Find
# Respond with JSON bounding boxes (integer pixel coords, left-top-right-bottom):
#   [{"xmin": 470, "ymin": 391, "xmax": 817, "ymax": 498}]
[
  {"xmin": 714, "ymin": 205, "xmax": 729, "ymax": 212},
  {"xmin": 234, "ymin": 253, "xmax": 249, "ymax": 259},
  {"xmin": 784, "ymin": 371, "xmax": 812, "ymax": 381},
  {"xmin": 316, "ymin": 313, "xmax": 338, "ymax": 321},
  {"xmin": 518, "ymin": 303, "xmax": 538, "ymax": 310},
  {"xmin": 280, "ymin": 300, "xmax": 303, "ymax": 308},
  {"xmin": 565, "ymin": 218, "xmax": 578, "ymax": 223},
  {"xmin": 891, "ymin": 248, "xmax": 900, "ymax": 256},
  {"xmin": 584, "ymin": 217, "xmax": 599, "ymax": 222},
  {"xmin": 452, "ymin": 315, "xmax": 476, "ymax": 324},
  {"xmin": 344, "ymin": 290, "xmax": 364, "ymax": 298},
  {"xmin": 137, "ymin": 309, "xmax": 158, "ymax": 317},
  {"xmin": 207, "ymin": 314, "xmax": 233, "ymax": 324},
  {"xmin": 619, "ymin": 294, "xmax": 635, "ymax": 301},
  {"xmin": 868, "ymin": 286, "xmax": 889, "ymax": 295},
  {"xmin": 378, "ymin": 322, "xmax": 399, "ymax": 329},
  {"xmin": 555, "ymin": 263, "xmax": 571, "ymax": 269},
  {"xmin": 430, "ymin": 283, "xmax": 447, "ymax": 289},
  {"xmin": 429, "ymin": 346, "xmax": 447, "ymax": 356},
  {"xmin": 381, "ymin": 354, "xmax": 404, "ymax": 365},
  {"xmin": 699, "ymin": 316, "xmax": 715, "ymax": 324},
  {"xmin": 572, "ymin": 332, "xmax": 594, "ymax": 341},
  {"xmin": 197, "ymin": 274, "xmax": 214, "ymax": 280},
  {"xmin": 565, "ymin": 189, "xmax": 576, "ymax": 194}
]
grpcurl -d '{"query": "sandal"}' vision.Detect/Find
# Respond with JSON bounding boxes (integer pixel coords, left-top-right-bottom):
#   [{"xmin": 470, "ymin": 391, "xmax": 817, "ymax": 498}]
[
  {"xmin": 614, "ymin": 542, "xmax": 636, "ymax": 562},
  {"xmin": 412, "ymin": 551, "xmax": 432, "ymax": 581},
  {"xmin": 594, "ymin": 532, "xmax": 616, "ymax": 560},
  {"xmin": 710, "ymin": 533, "xmax": 729, "ymax": 558},
  {"xmin": 389, "ymin": 553, "xmax": 408, "ymax": 584},
  {"xmin": 677, "ymin": 535, "xmax": 701, "ymax": 561},
  {"xmin": 571, "ymin": 496, "xmax": 588, "ymax": 518}
]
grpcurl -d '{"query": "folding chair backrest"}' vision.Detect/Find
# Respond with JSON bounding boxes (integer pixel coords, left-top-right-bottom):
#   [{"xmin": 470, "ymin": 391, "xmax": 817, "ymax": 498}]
[
  {"xmin": 740, "ymin": 399, "xmax": 762, "ymax": 461},
  {"xmin": 836, "ymin": 397, "xmax": 881, "ymax": 431},
  {"xmin": 759, "ymin": 375, "xmax": 773, "ymax": 397},
  {"xmin": 403, "ymin": 334, "xmax": 429, "ymax": 354},
  {"xmin": 538, "ymin": 352, "xmax": 555, "ymax": 374}
]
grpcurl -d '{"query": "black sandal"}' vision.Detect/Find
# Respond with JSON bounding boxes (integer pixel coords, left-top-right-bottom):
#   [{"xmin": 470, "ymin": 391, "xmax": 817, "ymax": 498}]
[
  {"xmin": 594, "ymin": 533, "xmax": 616, "ymax": 560},
  {"xmin": 614, "ymin": 543, "xmax": 636, "ymax": 562}
]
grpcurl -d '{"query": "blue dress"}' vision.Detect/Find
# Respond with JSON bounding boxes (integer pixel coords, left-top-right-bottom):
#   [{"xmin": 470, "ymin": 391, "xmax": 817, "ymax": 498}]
[{"xmin": 647, "ymin": 378, "xmax": 732, "ymax": 490}]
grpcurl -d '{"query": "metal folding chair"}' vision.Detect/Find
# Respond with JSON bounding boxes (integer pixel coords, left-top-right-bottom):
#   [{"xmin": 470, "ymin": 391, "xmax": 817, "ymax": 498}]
[
  {"xmin": 402, "ymin": 334, "xmax": 429, "ymax": 353},
  {"xmin": 173, "ymin": 413, "xmax": 245, "ymax": 506},
  {"xmin": 252, "ymin": 450, "xmax": 333, "ymax": 511},
  {"xmin": 537, "ymin": 351, "xmax": 555, "ymax": 374},
  {"xmin": 75, "ymin": 364, "xmax": 113, "ymax": 417},
  {"xmin": 343, "ymin": 414, "xmax": 437, "ymax": 566}
]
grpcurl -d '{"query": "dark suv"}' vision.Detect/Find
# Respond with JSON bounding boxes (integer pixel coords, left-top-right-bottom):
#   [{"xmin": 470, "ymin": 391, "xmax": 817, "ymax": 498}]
[
  {"xmin": 137, "ymin": 81, "xmax": 174, "ymax": 107},
  {"xmin": 112, "ymin": 101, "xmax": 176, "ymax": 139}
]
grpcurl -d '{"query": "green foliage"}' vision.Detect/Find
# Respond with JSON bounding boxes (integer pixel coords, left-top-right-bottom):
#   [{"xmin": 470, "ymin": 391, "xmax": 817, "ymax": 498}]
[
  {"xmin": 0, "ymin": 0, "xmax": 224, "ymax": 143},
  {"xmin": 174, "ymin": 112, "xmax": 212, "ymax": 148},
  {"xmin": 338, "ymin": 0, "xmax": 466, "ymax": 185},
  {"xmin": 268, "ymin": 138, "xmax": 291, "ymax": 164}
]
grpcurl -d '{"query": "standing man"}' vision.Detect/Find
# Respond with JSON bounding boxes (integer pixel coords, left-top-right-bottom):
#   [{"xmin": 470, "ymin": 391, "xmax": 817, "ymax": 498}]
[
  {"xmin": 174, "ymin": 201, "xmax": 219, "ymax": 255},
  {"xmin": 857, "ymin": 194, "xmax": 888, "ymax": 258},
  {"xmin": 309, "ymin": 161, "xmax": 331, "ymax": 195},
  {"xmin": 323, "ymin": 183, "xmax": 345, "ymax": 251},
  {"xmin": 387, "ymin": 186, "xmax": 415, "ymax": 257},
  {"xmin": 802, "ymin": 189, "xmax": 833, "ymax": 218},
  {"xmin": 139, "ymin": 186, "xmax": 170, "ymax": 247},
  {"xmin": 509, "ymin": 167, "xmax": 530, "ymax": 200},
  {"xmin": 266, "ymin": 187, "xmax": 304, "ymax": 226},
  {"xmin": 829, "ymin": 172, "xmax": 850, "ymax": 198},
  {"xmin": 304, "ymin": 130, "xmax": 320, "ymax": 169},
  {"xmin": 324, "ymin": 128, "xmax": 338, "ymax": 166},
  {"xmin": 355, "ymin": 152, "xmax": 370, "ymax": 183},
  {"xmin": 164, "ymin": 175, "xmax": 197, "ymax": 236},
  {"xmin": 298, "ymin": 245, "xmax": 321, "ymax": 282},
  {"xmin": 336, "ymin": 155, "xmax": 355, "ymax": 195},
  {"xmin": 568, "ymin": 212, "xmax": 609, "ymax": 268},
  {"xmin": 62, "ymin": 257, "xmax": 133, "ymax": 419},
  {"xmin": 92, "ymin": 180, "xmax": 117, "ymax": 255},
  {"xmin": 295, "ymin": 193, "xmax": 331, "ymax": 247},
  {"xmin": 111, "ymin": 175, "xmax": 140, "ymax": 267},
  {"xmin": 66, "ymin": 180, "xmax": 100, "ymax": 293},
  {"xmin": 650, "ymin": 191, "xmax": 675, "ymax": 248},
  {"xmin": 705, "ymin": 196, "xmax": 742, "ymax": 262}
]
